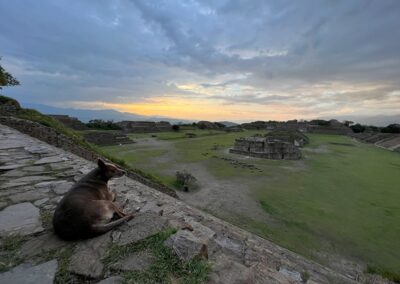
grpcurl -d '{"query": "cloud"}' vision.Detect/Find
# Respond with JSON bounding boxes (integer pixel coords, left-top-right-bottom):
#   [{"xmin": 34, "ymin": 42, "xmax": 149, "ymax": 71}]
[{"xmin": 0, "ymin": 0, "xmax": 399, "ymax": 120}]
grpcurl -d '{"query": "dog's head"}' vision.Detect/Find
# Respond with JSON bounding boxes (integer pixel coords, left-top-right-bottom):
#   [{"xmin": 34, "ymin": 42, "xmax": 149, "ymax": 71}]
[{"xmin": 97, "ymin": 158, "xmax": 126, "ymax": 179}]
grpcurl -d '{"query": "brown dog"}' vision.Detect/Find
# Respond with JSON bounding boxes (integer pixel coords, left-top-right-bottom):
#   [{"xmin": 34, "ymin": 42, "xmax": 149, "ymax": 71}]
[{"xmin": 53, "ymin": 158, "xmax": 133, "ymax": 240}]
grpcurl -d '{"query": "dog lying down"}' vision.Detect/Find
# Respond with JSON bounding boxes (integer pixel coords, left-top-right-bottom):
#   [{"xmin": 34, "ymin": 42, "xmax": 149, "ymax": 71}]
[{"xmin": 53, "ymin": 158, "xmax": 134, "ymax": 240}]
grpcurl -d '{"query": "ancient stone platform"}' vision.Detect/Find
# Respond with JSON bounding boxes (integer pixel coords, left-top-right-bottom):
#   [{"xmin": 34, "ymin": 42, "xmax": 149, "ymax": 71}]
[{"xmin": 0, "ymin": 124, "xmax": 358, "ymax": 283}]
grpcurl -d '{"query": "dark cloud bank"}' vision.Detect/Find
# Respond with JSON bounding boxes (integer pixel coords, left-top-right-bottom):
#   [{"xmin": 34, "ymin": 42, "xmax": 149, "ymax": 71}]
[{"xmin": 0, "ymin": 0, "xmax": 399, "ymax": 124}]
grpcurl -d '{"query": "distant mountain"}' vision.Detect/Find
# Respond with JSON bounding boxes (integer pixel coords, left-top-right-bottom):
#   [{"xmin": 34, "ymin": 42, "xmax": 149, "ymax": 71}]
[
  {"xmin": 217, "ymin": 121, "xmax": 239, "ymax": 127},
  {"xmin": 21, "ymin": 103, "xmax": 192, "ymax": 124},
  {"xmin": 319, "ymin": 115, "xmax": 400, "ymax": 127}
]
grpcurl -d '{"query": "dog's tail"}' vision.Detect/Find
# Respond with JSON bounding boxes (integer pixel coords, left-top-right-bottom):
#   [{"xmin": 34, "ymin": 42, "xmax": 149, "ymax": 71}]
[{"xmin": 91, "ymin": 215, "xmax": 133, "ymax": 235}]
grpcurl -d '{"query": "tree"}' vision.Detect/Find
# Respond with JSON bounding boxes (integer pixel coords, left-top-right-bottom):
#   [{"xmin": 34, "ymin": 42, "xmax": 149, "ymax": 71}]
[
  {"xmin": 0, "ymin": 58, "xmax": 20, "ymax": 89},
  {"xmin": 350, "ymin": 123, "xmax": 366, "ymax": 133},
  {"xmin": 172, "ymin": 124, "xmax": 180, "ymax": 132},
  {"xmin": 343, "ymin": 120, "xmax": 354, "ymax": 127},
  {"xmin": 381, "ymin": 124, "xmax": 400, "ymax": 133}
]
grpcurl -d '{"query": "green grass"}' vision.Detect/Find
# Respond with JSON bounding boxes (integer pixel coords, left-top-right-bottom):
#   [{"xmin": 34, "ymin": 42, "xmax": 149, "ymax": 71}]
[
  {"xmin": 0, "ymin": 235, "xmax": 25, "ymax": 272},
  {"xmin": 100, "ymin": 131, "xmax": 400, "ymax": 280},
  {"xmin": 254, "ymin": 134, "xmax": 400, "ymax": 278},
  {"xmin": 104, "ymin": 228, "xmax": 210, "ymax": 284},
  {"xmin": 174, "ymin": 130, "xmax": 263, "ymax": 163},
  {"xmin": 127, "ymin": 128, "xmax": 226, "ymax": 141}
]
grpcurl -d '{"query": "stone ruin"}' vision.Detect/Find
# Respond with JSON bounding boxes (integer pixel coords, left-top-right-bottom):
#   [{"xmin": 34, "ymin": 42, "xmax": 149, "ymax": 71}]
[
  {"xmin": 265, "ymin": 130, "xmax": 309, "ymax": 147},
  {"xmin": 230, "ymin": 136, "xmax": 302, "ymax": 160},
  {"xmin": 49, "ymin": 115, "xmax": 88, "ymax": 130},
  {"xmin": 307, "ymin": 119, "xmax": 350, "ymax": 135},
  {"xmin": 117, "ymin": 121, "xmax": 171, "ymax": 133},
  {"xmin": 83, "ymin": 131, "xmax": 134, "ymax": 146}
]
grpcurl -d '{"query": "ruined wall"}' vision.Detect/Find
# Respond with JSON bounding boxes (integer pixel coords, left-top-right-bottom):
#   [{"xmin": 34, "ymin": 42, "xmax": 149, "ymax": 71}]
[
  {"xmin": 307, "ymin": 125, "xmax": 350, "ymax": 135},
  {"xmin": 83, "ymin": 132, "xmax": 134, "ymax": 146},
  {"xmin": 118, "ymin": 121, "xmax": 171, "ymax": 133},
  {"xmin": 230, "ymin": 137, "xmax": 301, "ymax": 160}
]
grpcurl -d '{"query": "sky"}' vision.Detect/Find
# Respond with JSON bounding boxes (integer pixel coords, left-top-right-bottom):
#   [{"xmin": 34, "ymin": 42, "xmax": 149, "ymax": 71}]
[{"xmin": 1, "ymin": 0, "xmax": 400, "ymax": 122}]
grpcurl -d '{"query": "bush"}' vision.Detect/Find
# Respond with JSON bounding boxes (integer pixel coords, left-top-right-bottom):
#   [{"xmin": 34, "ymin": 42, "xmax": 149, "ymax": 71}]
[
  {"xmin": 86, "ymin": 119, "xmax": 121, "ymax": 130},
  {"xmin": 172, "ymin": 124, "xmax": 180, "ymax": 131},
  {"xmin": 175, "ymin": 170, "xmax": 197, "ymax": 192},
  {"xmin": 350, "ymin": 123, "xmax": 366, "ymax": 133},
  {"xmin": 381, "ymin": 124, "xmax": 400, "ymax": 133}
]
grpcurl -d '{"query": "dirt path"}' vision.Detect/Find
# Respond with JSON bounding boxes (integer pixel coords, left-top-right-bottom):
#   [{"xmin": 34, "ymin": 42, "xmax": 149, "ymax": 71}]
[{"xmin": 135, "ymin": 137, "xmax": 272, "ymax": 224}]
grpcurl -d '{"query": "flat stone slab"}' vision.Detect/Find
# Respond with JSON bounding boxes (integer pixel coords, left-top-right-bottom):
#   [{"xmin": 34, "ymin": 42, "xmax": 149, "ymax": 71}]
[
  {"xmin": 18, "ymin": 233, "xmax": 68, "ymax": 257},
  {"xmin": 165, "ymin": 230, "xmax": 208, "ymax": 262},
  {"xmin": 208, "ymin": 255, "xmax": 254, "ymax": 284},
  {"xmin": 34, "ymin": 156, "xmax": 65, "ymax": 165},
  {"xmin": 69, "ymin": 232, "xmax": 111, "ymax": 278},
  {"xmin": 9, "ymin": 191, "xmax": 48, "ymax": 203},
  {"xmin": 1, "ymin": 176, "xmax": 56, "ymax": 188},
  {"xmin": 0, "ymin": 164, "xmax": 23, "ymax": 170},
  {"xmin": 0, "ymin": 202, "xmax": 44, "ymax": 236},
  {"xmin": 97, "ymin": 276, "xmax": 124, "ymax": 284},
  {"xmin": 111, "ymin": 250, "xmax": 154, "ymax": 272},
  {"xmin": 53, "ymin": 181, "xmax": 74, "ymax": 195},
  {"xmin": 0, "ymin": 259, "xmax": 58, "ymax": 284},
  {"xmin": 117, "ymin": 212, "xmax": 168, "ymax": 245}
]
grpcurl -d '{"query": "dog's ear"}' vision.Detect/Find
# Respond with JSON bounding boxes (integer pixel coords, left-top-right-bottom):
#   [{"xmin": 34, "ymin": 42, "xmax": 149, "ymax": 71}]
[{"xmin": 98, "ymin": 158, "xmax": 106, "ymax": 169}]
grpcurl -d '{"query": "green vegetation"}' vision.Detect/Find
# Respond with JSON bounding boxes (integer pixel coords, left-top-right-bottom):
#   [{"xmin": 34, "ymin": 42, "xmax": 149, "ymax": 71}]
[
  {"xmin": 0, "ymin": 58, "xmax": 19, "ymax": 88},
  {"xmin": 53, "ymin": 249, "xmax": 74, "ymax": 284},
  {"xmin": 254, "ymin": 134, "xmax": 400, "ymax": 279},
  {"xmin": 86, "ymin": 119, "xmax": 121, "ymax": 130},
  {"xmin": 100, "ymin": 131, "xmax": 400, "ymax": 280},
  {"xmin": 126, "ymin": 128, "xmax": 226, "ymax": 141},
  {"xmin": 0, "ymin": 235, "xmax": 25, "ymax": 272},
  {"xmin": 104, "ymin": 228, "xmax": 210, "ymax": 284},
  {"xmin": 40, "ymin": 209, "xmax": 54, "ymax": 230}
]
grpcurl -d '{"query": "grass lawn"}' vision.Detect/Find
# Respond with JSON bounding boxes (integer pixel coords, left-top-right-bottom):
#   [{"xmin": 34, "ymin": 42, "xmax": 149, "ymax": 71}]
[
  {"xmin": 253, "ymin": 134, "xmax": 400, "ymax": 277},
  {"xmin": 100, "ymin": 131, "xmax": 400, "ymax": 280}
]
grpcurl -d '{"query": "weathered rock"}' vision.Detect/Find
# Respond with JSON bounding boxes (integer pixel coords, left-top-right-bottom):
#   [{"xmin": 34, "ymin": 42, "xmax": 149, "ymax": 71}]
[
  {"xmin": 186, "ymin": 219, "xmax": 216, "ymax": 242},
  {"xmin": 33, "ymin": 197, "xmax": 49, "ymax": 207},
  {"xmin": 53, "ymin": 181, "xmax": 74, "ymax": 195},
  {"xmin": 69, "ymin": 232, "xmax": 111, "ymax": 278},
  {"xmin": 2, "ymin": 176, "xmax": 56, "ymax": 188},
  {"xmin": 165, "ymin": 230, "xmax": 208, "ymax": 262},
  {"xmin": 278, "ymin": 267, "xmax": 303, "ymax": 282},
  {"xmin": 0, "ymin": 259, "xmax": 58, "ymax": 284},
  {"xmin": 23, "ymin": 165, "xmax": 46, "ymax": 172},
  {"xmin": 251, "ymin": 262, "xmax": 302, "ymax": 284},
  {"xmin": 0, "ymin": 202, "xmax": 44, "ymax": 236},
  {"xmin": 34, "ymin": 156, "xmax": 65, "ymax": 165},
  {"xmin": 48, "ymin": 162, "xmax": 73, "ymax": 171},
  {"xmin": 208, "ymin": 255, "xmax": 254, "ymax": 284},
  {"xmin": 117, "ymin": 212, "xmax": 168, "ymax": 245},
  {"xmin": 0, "ymin": 164, "xmax": 23, "ymax": 170},
  {"xmin": 50, "ymin": 196, "xmax": 63, "ymax": 204},
  {"xmin": 9, "ymin": 191, "xmax": 48, "ymax": 203},
  {"xmin": 24, "ymin": 145, "xmax": 51, "ymax": 154},
  {"xmin": 0, "ymin": 201, "xmax": 8, "ymax": 210},
  {"xmin": 18, "ymin": 232, "xmax": 67, "ymax": 257},
  {"xmin": 111, "ymin": 250, "xmax": 154, "ymax": 272},
  {"xmin": 97, "ymin": 276, "xmax": 124, "ymax": 284}
]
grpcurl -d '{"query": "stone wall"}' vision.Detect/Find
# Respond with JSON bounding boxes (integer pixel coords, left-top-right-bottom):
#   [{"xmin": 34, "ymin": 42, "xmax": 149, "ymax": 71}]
[
  {"xmin": 0, "ymin": 116, "xmax": 177, "ymax": 197},
  {"xmin": 83, "ymin": 131, "xmax": 134, "ymax": 146},
  {"xmin": 350, "ymin": 132, "xmax": 400, "ymax": 152},
  {"xmin": 117, "ymin": 121, "xmax": 171, "ymax": 133},
  {"xmin": 307, "ymin": 125, "xmax": 350, "ymax": 135},
  {"xmin": 230, "ymin": 137, "xmax": 302, "ymax": 160}
]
